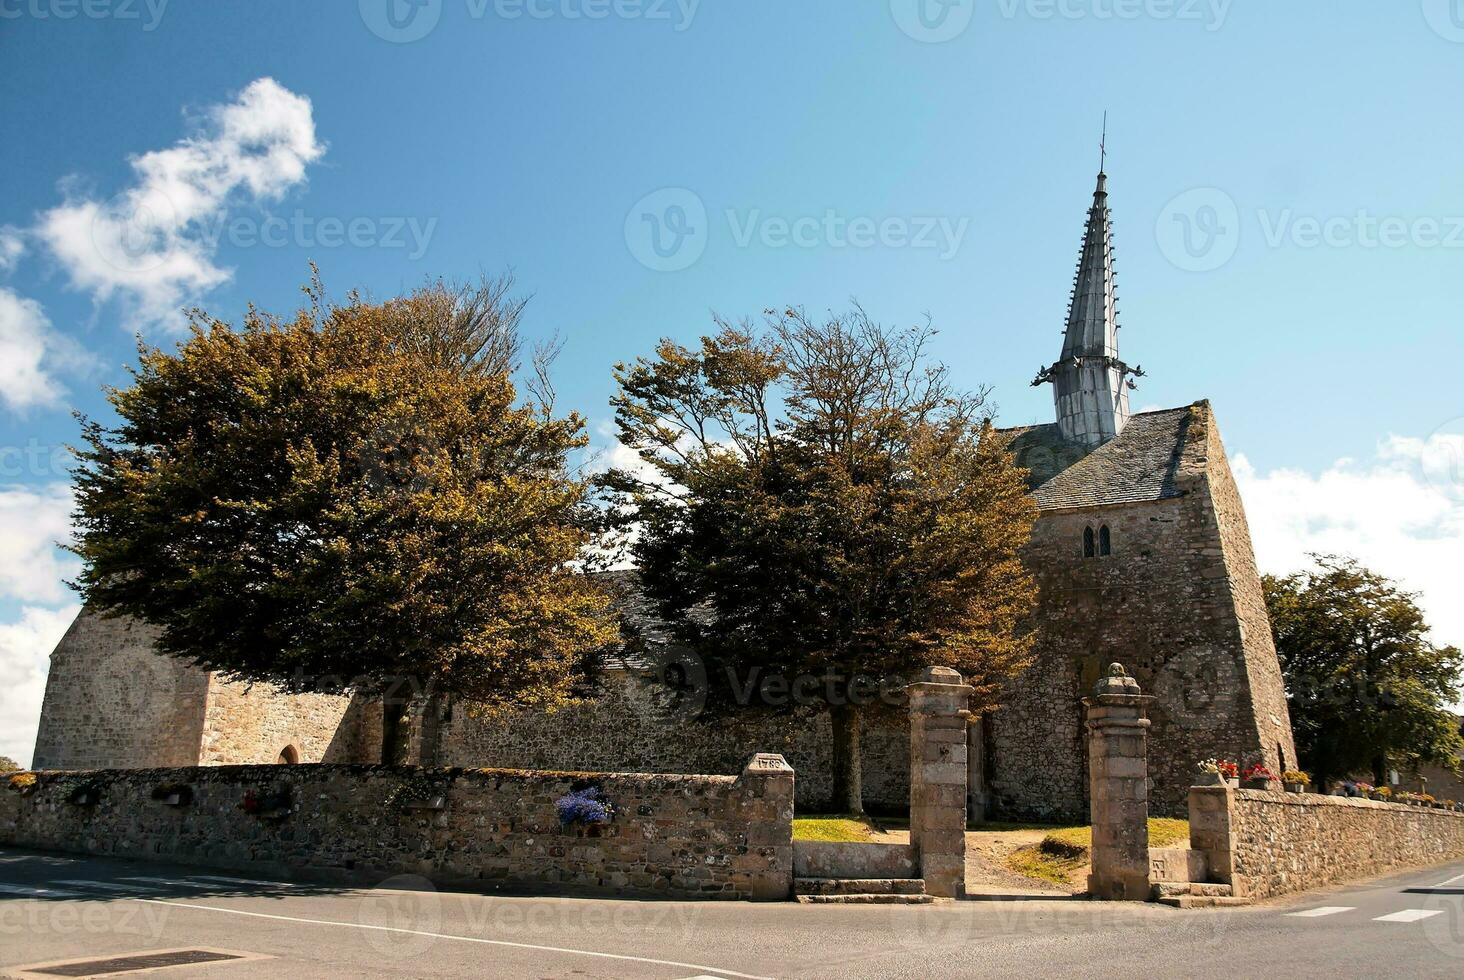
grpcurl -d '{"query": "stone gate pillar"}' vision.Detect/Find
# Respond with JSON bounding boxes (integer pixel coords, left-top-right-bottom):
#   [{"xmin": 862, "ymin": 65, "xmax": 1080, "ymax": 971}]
[
  {"xmin": 907, "ymin": 666, "xmax": 971, "ymax": 899},
  {"xmin": 1084, "ymin": 663, "xmax": 1154, "ymax": 901}
]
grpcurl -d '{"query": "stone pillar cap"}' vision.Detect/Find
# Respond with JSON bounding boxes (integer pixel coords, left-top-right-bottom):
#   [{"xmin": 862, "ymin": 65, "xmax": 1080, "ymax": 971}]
[
  {"xmin": 918, "ymin": 666, "xmax": 964, "ymax": 685},
  {"xmin": 742, "ymin": 753, "xmax": 793, "ymax": 776}
]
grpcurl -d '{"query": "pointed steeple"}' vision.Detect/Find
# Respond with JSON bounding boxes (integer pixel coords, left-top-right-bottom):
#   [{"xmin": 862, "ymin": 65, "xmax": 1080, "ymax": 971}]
[{"xmin": 1032, "ymin": 168, "xmax": 1144, "ymax": 447}]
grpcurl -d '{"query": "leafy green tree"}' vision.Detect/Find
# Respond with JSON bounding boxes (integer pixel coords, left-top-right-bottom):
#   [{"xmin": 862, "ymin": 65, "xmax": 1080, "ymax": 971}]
[
  {"xmin": 70, "ymin": 276, "xmax": 617, "ymax": 764},
  {"xmin": 602, "ymin": 307, "xmax": 1038, "ymax": 813},
  {"xmin": 1265, "ymin": 556, "xmax": 1464, "ymax": 788}
]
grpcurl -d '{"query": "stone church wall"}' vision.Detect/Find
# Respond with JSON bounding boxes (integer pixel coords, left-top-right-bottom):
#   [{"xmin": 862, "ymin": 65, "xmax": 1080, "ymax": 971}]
[
  {"xmin": 32, "ymin": 611, "xmax": 210, "ymax": 770},
  {"xmin": 433, "ymin": 674, "xmax": 910, "ymax": 812},
  {"xmin": 197, "ymin": 679, "xmax": 376, "ymax": 766},
  {"xmin": 989, "ymin": 405, "xmax": 1293, "ymax": 820}
]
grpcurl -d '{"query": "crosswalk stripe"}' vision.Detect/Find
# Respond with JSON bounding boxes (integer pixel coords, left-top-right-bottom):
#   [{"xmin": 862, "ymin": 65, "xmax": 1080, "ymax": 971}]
[
  {"xmin": 0, "ymin": 883, "xmax": 83, "ymax": 898},
  {"xmin": 1286, "ymin": 906, "xmax": 1355, "ymax": 917},
  {"xmin": 1374, "ymin": 909, "xmax": 1443, "ymax": 923},
  {"xmin": 53, "ymin": 879, "xmax": 166, "ymax": 894},
  {"xmin": 185, "ymin": 874, "xmax": 299, "ymax": 889}
]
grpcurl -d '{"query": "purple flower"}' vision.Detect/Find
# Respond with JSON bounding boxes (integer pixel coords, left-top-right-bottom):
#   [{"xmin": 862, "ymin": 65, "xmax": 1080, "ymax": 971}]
[{"xmin": 556, "ymin": 787, "xmax": 613, "ymax": 825}]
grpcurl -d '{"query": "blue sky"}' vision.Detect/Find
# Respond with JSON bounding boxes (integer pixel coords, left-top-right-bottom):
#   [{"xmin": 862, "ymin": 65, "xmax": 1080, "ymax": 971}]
[{"xmin": 3, "ymin": 1, "xmax": 1463, "ymax": 764}]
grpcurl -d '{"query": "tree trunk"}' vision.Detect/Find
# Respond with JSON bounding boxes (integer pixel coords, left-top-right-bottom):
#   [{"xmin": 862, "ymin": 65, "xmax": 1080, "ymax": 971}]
[
  {"xmin": 380, "ymin": 698, "xmax": 411, "ymax": 766},
  {"xmin": 829, "ymin": 702, "xmax": 864, "ymax": 815},
  {"xmin": 1372, "ymin": 755, "xmax": 1388, "ymax": 790}
]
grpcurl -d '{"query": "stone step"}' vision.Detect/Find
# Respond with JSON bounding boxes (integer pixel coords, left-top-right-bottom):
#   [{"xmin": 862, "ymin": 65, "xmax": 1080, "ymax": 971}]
[
  {"xmin": 796, "ymin": 893, "xmax": 937, "ymax": 905},
  {"xmin": 1157, "ymin": 895, "xmax": 1253, "ymax": 909},
  {"xmin": 795, "ymin": 877, "xmax": 926, "ymax": 897}
]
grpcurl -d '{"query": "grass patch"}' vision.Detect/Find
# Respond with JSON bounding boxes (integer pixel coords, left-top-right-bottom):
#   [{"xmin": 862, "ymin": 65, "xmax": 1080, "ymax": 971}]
[
  {"xmin": 1005, "ymin": 819, "xmax": 1190, "ymax": 887},
  {"xmin": 792, "ymin": 815, "xmax": 878, "ymax": 843}
]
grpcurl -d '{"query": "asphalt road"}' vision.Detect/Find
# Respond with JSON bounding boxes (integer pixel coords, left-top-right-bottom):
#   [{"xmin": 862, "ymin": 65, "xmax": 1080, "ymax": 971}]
[{"xmin": 3, "ymin": 848, "xmax": 1463, "ymax": 978}]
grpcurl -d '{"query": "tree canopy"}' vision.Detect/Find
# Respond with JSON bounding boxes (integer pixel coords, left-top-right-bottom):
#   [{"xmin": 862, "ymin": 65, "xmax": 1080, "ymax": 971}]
[
  {"xmin": 601, "ymin": 307, "xmax": 1039, "ymax": 811},
  {"xmin": 1264, "ymin": 555, "xmax": 1464, "ymax": 789},
  {"xmin": 70, "ymin": 275, "xmax": 617, "ymax": 762}
]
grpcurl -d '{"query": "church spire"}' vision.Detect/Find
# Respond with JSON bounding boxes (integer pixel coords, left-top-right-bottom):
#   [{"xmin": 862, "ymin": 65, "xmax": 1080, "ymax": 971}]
[{"xmin": 1032, "ymin": 162, "xmax": 1144, "ymax": 447}]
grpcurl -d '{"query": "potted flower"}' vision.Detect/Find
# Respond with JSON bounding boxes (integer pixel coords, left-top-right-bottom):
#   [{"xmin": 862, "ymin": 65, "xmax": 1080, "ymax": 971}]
[
  {"xmin": 1282, "ymin": 770, "xmax": 1311, "ymax": 794},
  {"xmin": 555, "ymin": 786, "xmax": 615, "ymax": 837},
  {"xmin": 1354, "ymin": 781, "xmax": 1374, "ymax": 799},
  {"xmin": 1371, "ymin": 786, "xmax": 1392, "ymax": 802},
  {"xmin": 1195, "ymin": 759, "xmax": 1227, "ymax": 787},
  {"xmin": 1241, "ymin": 763, "xmax": 1278, "ymax": 791},
  {"xmin": 1217, "ymin": 760, "xmax": 1240, "ymax": 788}
]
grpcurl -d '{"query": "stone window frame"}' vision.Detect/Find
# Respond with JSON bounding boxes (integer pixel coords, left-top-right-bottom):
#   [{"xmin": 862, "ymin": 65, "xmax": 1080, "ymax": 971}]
[
  {"xmin": 1083, "ymin": 526, "xmax": 1096, "ymax": 558},
  {"xmin": 276, "ymin": 745, "xmax": 300, "ymax": 765},
  {"xmin": 1099, "ymin": 525, "xmax": 1112, "ymax": 557}
]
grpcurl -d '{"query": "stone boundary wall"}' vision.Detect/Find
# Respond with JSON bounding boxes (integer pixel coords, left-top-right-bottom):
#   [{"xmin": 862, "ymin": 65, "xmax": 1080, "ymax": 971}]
[
  {"xmin": 792, "ymin": 841, "xmax": 917, "ymax": 880},
  {"xmin": 1190, "ymin": 785, "xmax": 1464, "ymax": 900},
  {"xmin": 0, "ymin": 759, "xmax": 794, "ymax": 901}
]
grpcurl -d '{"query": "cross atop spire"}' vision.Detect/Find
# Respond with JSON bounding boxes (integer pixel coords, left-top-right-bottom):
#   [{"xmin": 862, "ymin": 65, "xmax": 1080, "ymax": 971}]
[
  {"xmin": 1099, "ymin": 111, "xmax": 1108, "ymax": 175},
  {"xmin": 1032, "ymin": 159, "xmax": 1145, "ymax": 447}
]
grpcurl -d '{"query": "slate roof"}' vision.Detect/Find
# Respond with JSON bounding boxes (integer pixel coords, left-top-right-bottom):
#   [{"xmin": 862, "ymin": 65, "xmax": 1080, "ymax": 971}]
[{"xmin": 1002, "ymin": 405, "xmax": 1197, "ymax": 511}]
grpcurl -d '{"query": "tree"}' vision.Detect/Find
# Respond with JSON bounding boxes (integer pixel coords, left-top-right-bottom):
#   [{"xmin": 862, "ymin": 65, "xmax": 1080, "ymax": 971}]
[
  {"xmin": 601, "ymin": 307, "xmax": 1039, "ymax": 813},
  {"xmin": 1264, "ymin": 555, "xmax": 1464, "ymax": 789},
  {"xmin": 0, "ymin": 756, "xmax": 19, "ymax": 773},
  {"xmin": 70, "ymin": 275, "xmax": 618, "ymax": 764}
]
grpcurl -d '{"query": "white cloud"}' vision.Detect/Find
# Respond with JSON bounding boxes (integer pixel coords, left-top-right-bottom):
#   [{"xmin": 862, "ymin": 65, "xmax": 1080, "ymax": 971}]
[
  {"xmin": 0, "ymin": 604, "xmax": 79, "ymax": 769},
  {"xmin": 1235, "ymin": 432, "xmax": 1464, "ymax": 654},
  {"xmin": 0, "ymin": 483, "xmax": 78, "ymax": 605},
  {"xmin": 36, "ymin": 77, "xmax": 324, "ymax": 331},
  {"xmin": 0, "ymin": 226, "xmax": 23, "ymax": 272},
  {"xmin": 0, "ymin": 287, "xmax": 91, "ymax": 412}
]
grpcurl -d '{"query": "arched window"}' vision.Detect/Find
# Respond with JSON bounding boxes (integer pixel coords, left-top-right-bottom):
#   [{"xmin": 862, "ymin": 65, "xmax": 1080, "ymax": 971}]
[
  {"xmin": 1083, "ymin": 527, "xmax": 1096, "ymax": 558},
  {"xmin": 276, "ymin": 745, "xmax": 300, "ymax": 765},
  {"xmin": 1099, "ymin": 525, "xmax": 1112, "ymax": 557}
]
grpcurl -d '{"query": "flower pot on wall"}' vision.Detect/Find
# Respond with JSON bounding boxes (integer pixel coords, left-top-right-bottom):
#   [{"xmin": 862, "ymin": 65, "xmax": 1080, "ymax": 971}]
[
  {"xmin": 1283, "ymin": 782, "xmax": 1305, "ymax": 794},
  {"xmin": 1242, "ymin": 778, "xmax": 1277, "ymax": 791},
  {"xmin": 1195, "ymin": 772, "xmax": 1226, "ymax": 787}
]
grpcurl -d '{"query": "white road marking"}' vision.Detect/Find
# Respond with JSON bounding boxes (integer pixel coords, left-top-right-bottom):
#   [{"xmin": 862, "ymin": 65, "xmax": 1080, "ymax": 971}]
[
  {"xmin": 1374, "ymin": 909, "xmax": 1444, "ymax": 923},
  {"xmin": 134, "ymin": 899, "xmax": 774, "ymax": 980},
  {"xmin": 185, "ymin": 875, "xmax": 300, "ymax": 889},
  {"xmin": 0, "ymin": 883, "xmax": 83, "ymax": 898},
  {"xmin": 1285, "ymin": 906, "xmax": 1355, "ymax": 918},
  {"xmin": 1434, "ymin": 872, "xmax": 1464, "ymax": 887},
  {"xmin": 53, "ymin": 879, "xmax": 166, "ymax": 894},
  {"xmin": 119, "ymin": 876, "xmax": 208, "ymax": 888}
]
